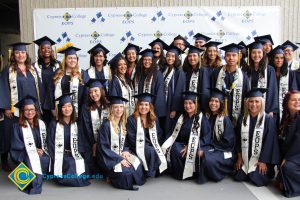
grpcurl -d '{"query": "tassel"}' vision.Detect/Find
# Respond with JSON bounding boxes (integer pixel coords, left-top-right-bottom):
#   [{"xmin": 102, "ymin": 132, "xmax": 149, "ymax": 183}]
[
  {"xmin": 54, "ymin": 46, "xmax": 57, "ymax": 59},
  {"xmin": 0, "ymin": 53, "xmax": 3, "ymax": 72},
  {"xmin": 55, "ymin": 102, "xmax": 59, "ymax": 120},
  {"xmin": 247, "ymin": 48, "xmax": 250, "ymax": 66},
  {"xmin": 238, "ymin": 50, "xmax": 241, "ymax": 68},
  {"xmin": 199, "ymin": 53, "xmax": 202, "ymax": 69},
  {"xmin": 224, "ymin": 97, "xmax": 228, "ymax": 116},
  {"xmin": 195, "ymin": 97, "xmax": 198, "ymax": 115},
  {"xmin": 8, "ymin": 48, "xmax": 12, "ymax": 66}
]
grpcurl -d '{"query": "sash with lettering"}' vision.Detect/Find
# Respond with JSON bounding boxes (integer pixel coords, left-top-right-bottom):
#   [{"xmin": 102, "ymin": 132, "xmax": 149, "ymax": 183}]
[
  {"xmin": 279, "ymin": 71, "xmax": 289, "ymax": 121},
  {"xmin": 110, "ymin": 122, "xmax": 140, "ymax": 172},
  {"xmin": 9, "ymin": 66, "xmax": 41, "ymax": 117},
  {"xmin": 134, "ymin": 75, "xmax": 154, "ymax": 95},
  {"xmin": 136, "ymin": 117, "xmax": 167, "ymax": 173},
  {"xmin": 55, "ymin": 75, "xmax": 79, "ymax": 115},
  {"xmin": 241, "ymin": 113, "xmax": 265, "ymax": 174},
  {"xmin": 116, "ymin": 76, "xmax": 135, "ymax": 116},
  {"xmin": 54, "ymin": 122, "xmax": 85, "ymax": 176},
  {"xmin": 34, "ymin": 62, "xmax": 60, "ymax": 83},
  {"xmin": 22, "ymin": 119, "xmax": 48, "ymax": 174},
  {"xmin": 289, "ymin": 59, "xmax": 300, "ymax": 71},
  {"xmin": 90, "ymin": 108, "xmax": 108, "ymax": 142},
  {"xmin": 163, "ymin": 67, "xmax": 175, "ymax": 101},
  {"xmin": 87, "ymin": 65, "xmax": 111, "ymax": 91},
  {"xmin": 189, "ymin": 71, "xmax": 199, "ymax": 92},
  {"xmin": 251, "ymin": 67, "xmax": 268, "ymax": 100},
  {"xmin": 216, "ymin": 66, "xmax": 243, "ymax": 123}
]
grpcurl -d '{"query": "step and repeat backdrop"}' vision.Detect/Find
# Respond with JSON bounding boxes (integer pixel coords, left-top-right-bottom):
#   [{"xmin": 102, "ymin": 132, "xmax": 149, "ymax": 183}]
[{"xmin": 33, "ymin": 6, "xmax": 281, "ymax": 69}]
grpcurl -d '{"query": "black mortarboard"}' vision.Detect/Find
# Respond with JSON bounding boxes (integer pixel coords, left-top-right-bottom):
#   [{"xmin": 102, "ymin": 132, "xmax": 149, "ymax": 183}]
[
  {"xmin": 270, "ymin": 45, "xmax": 284, "ymax": 56},
  {"xmin": 204, "ymin": 41, "xmax": 222, "ymax": 48},
  {"xmin": 9, "ymin": 42, "xmax": 31, "ymax": 51},
  {"xmin": 133, "ymin": 93, "xmax": 156, "ymax": 103},
  {"xmin": 208, "ymin": 88, "xmax": 227, "ymax": 101},
  {"xmin": 138, "ymin": 49, "xmax": 157, "ymax": 57},
  {"xmin": 108, "ymin": 52, "xmax": 124, "ymax": 68},
  {"xmin": 85, "ymin": 78, "xmax": 106, "ymax": 88},
  {"xmin": 149, "ymin": 38, "xmax": 168, "ymax": 50},
  {"xmin": 247, "ymin": 41, "xmax": 264, "ymax": 50},
  {"xmin": 165, "ymin": 45, "xmax": 184, "ymax": 56},
  {"xmin": 87, "ymin": 43, "xmax": 110, "ymax": 55},
  {"xmin": 107, "ymin": 96, "xmax": 128, "ymax": 105},
  {"xmin": 193, "ymin": 33, "xmax": 211, "ymax": 42},
  {"xmin": 182, "ymin": 91, "xmax": 202, "ymax": 101},
  {"xmin": 246, "ymin": 88, "xmax": 268, "ymax": 98},
  {"xmin": 55, "ymin": 92, "xmax": 75, "ymax": 105},
  {"xmin": 173, "ymin": 35, "xmax": 190, "ymax": 47},
  {"xmin": 58, "ymin": 46, "xmax": 81, "ymax": 56},
  {"xmin": 188, "ymin": 45, "xmax": 204, "ymax": 54},
  {"xmin": 254, "ymin": 35, "xmax": 274, "ymax": 45},
  {"xmin": 122, "ymin": 43, "xmax": 141, "ymax": 54},
  {"xmin": 281, "ymin": 40, "xmax": 299, "ymax": 51},
  {"xmin": 219, "ymin": 43, "xmax": 240, "ymax": 53},
  {"xmin": 14, "ymin": 95, "xmax": 37, "ymax": 109},
  {"xmin": 33, "ymin": 36, "xmax": 56, "ymax": 46}
]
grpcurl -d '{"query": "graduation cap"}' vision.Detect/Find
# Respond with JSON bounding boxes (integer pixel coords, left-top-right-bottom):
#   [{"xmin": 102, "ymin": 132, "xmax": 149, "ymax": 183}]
[
  {"xmin": 165, "ymin": 45, "xmax": 184, "ymax": 56},
  {"xmin": 122, "ymin": 43, "xmax": 142, "ymax": 54},
  {"xmin": 247, "ymin": 41, "xmax": 264, "ymax": 50},
  {"xmin": 281, "ymin": 40, "xmax": 299, "ymax": 51},
  {"xmin": 188, "ymin": 45, "xmax": 204, "ymax": 54},
  {"xmin": 33, "ymin": 36, "xmax": 56, "ymax": 46},
  {"xmin": 173, "ymin": 35, "xmax": 190, "ymax": 47},
  {"xmin": 182, "ymin": 91, "xmax": 202, "ymax": 101},
  {"xmin": 270, "ymin": 45, "xmax": 284, "ymax": 56},
  {"xmin": 85, "ymin": 78, "xmax": 106, "ymax": 88},
  {"xmin": 138, "ymin": 49, "xmax": 158, "ymax": 57},
  {"xmin": 133, "ymin": 93, "xmax": 156, "ymax": 103},
  {"xmin": 219, "ymin": 43, "xmax": 240, "ymax": 53},
  {"xmin": 254, "ymin": 35, "xmax": 274, "ymax": 45},
  {"xmin": 9, "ymin": 42, "xmax": 31, "ymax": 51},
  {"xmin": 246, "ymin": 88, "xmax": 268, "ymax": 98},
  {"xmin": 58, "ymin": 46, "xmax": 81, "ymax": 56},
  {"xmin": 14, "ymin": 95, "xmax": 37, "ymax": 109},
  {"xmin": 108, "ymin": 52, "xmax": 124, "ymax": 69},
  {"xmin": 148, "ymin": 38, "xmax": 168, "ymax": 50},
  {"xmin": 208, "ymin": 88, "xmax": 227, "ymax": 101},
  {"xmin": 203, "ymin": 41, "xmax": 222, "ymax": 48},
  {"xmin": 107, "ymin": 95, "xmax": 128, "ymax": 105},
  {"xmin": 87, "ymin": 43, "xmax": 110, "ymax": 55},
  {"xmin": 193, "ymin": 33, "xmax": 211, "ymax": 42},
  {"xmin": 55, "ymin": 92, "xmax": 75, "ymax": 105}
]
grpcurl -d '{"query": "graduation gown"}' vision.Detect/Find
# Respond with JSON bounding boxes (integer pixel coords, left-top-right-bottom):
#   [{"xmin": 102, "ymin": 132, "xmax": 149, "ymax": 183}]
[
  {"xmin": 126, "ymin": 115, "xmax": 164, "ymax": 177},
  {"xmin": 211, "ymin": 67, "xmax": 249, "ymax": 123},
  {"xmin": 277, "ymin": 115, "xmax": 300, "ymax": 197},
  {"xmin": 10, "ymin": 122, "xmax": 50, "ymax": 194},
  {"xmin": 201, "ymin": 115, "xmax": 235, "ymax": 182},
  {"xmin": 185, "ymin": 67, "xmax": 211, "ymax": 112},
  {"xmin": 163, "ymin": 67, "xmax": 186, "ymax": 135},
  {"xmin": 97, "ymin": 120, "xmax": 145, "ymax": 190},
  {"xmin": 136, "ymin": 70, "xmax": 166, "ymax": 118},
  {"xmin": 47, "ymin": 120, "xmax": 90, "ymax": 187},
  {"xmin": 234, "ymin": 114, "xmax": 280, "ymax": 186},
  {"xmin": 1, "ymin": 66, "xmax": 44, "ymax": 153},
  {"xmin": 247, "ymin": 65, "xmax": 279, "ymax": 114},
  {"xmin": 168, "ymin": 114, "xmax": 211, "ymax": 180},
  {"xmin": 86, "ymin": 66, "xmax": 110, "ymax": 93}
]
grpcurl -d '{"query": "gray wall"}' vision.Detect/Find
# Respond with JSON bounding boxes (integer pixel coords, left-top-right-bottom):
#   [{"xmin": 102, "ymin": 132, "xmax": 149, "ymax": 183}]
[{"xmin": 19, "ymin": 0, "xmax": 300, "ymax": 57}]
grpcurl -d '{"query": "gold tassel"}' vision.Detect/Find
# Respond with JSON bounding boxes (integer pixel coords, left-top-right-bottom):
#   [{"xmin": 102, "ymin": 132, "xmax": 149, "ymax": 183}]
[
  {"xmin": 8, "ymin": 48, "xmax": 12, "ymax": 66},
  {"xmin": 199, "ymin": 53, "xmax": 202, "ymax": 68},
  {"xmin": 54, "ymin": 46, "xmax": 57, "ymax": 59},
  {"xmin": 224, "ymin": 97, "xmax": 228, "ymax": 116},
  {"xmin": 238, "ymin": 50, "xmax": 241, "ymax": 68},
  {"xmin": 247, "ymin": 48, "xmax": 250, "ymax": 66},
  {"xmin": 0, "ymin": 53, "xmax": 3, "ymax": 72},
  {"xmin": 195, "ymin": 96, "xmax": 198, "ymax": 115},
  {"xmin": 55, "ymin": 102, "xmax": 59, "ymax": 120}
]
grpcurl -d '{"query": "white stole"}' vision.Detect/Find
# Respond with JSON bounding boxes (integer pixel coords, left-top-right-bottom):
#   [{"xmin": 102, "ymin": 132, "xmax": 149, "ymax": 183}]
[
  {"xmin": 189, "ymin": 71, "xmax": 199, "ymax": 92},
  {"xmin": 214, "ymin": 116, "xmax": 224, "ymax": 142},
  {"xmin": 241, "ymin": 113, "xmax": 265, "ymax": 174},
  {"xmin": 136, "ymin": 117, "xmax": 167, "ymax": 173},
  {"xmin": 279, "ymin": 71, "xmax": 289, "ymax": 121},
  {"xmin": 116, "ymin": 76, "xmax": 135, "ymax": 116},
  {"xmin": 91, "ymin": 108, "xmax": 108, "ymax": 142},
  {"xmin": 289, "ymin": 59, "xmax": 300, "ymax": 70},
  {"xmin": 256, "ymin": 67, "xmax": 268, "ymax": 101},
  {"xmin": 163, "ymin": 67, "xmax": 175, "ymax": 101},
  {"xmin": 54, "ymin": 122, "xmax": 85, "ymax": 176}
]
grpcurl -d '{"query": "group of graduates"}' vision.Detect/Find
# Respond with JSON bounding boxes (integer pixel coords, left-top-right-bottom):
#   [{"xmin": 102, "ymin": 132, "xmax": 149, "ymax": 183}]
[{"xmin": 0, "ymin": 32, "xmax": 300, "ymax": 197}]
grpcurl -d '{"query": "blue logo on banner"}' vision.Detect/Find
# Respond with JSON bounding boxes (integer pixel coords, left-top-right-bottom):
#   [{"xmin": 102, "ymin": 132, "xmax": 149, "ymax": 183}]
[
  {"xmin": 211, "ymin": 10, "xmax": 225, "ymax": 22},
  {"xmin": 151, "ymin": 11, "xmax": 166, "ymax": 22},
  {"xmin": 56, "ymin": 32, "xmax": 71, "ymax": 43},
  {"xmin": 120, "ymin": 31, "xmax": 135, "ymax": 43},
  {"xmin": 183, "ymin": 10, "xmax": 195, "ymax": 23},
  {"xmin": 246, "ymin": 30, "xmax": 257, "ymax": 41},
  {"xmin": 123, "ymin": 11, "xmax": 134, "ymax": 24},
  {"xmin": 91, "ymin": 12, "xmax": 105, "ymax": 23},
  {"xmin": 154, "ymin": 30, "xmax": 163, "ymax": 38}
]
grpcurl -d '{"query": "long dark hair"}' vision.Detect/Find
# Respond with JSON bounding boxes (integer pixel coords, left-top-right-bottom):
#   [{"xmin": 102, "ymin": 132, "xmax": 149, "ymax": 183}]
[
  {"xmin": 206, "ymin": 98, "xmax": 226, "ymax": 118},
  {"xmin": 270, "ymin": 54, "xmax": 289, "ymax": 76},
  {"xmin": 87, "ymin": 87, "xmax": 109, "ymax": 110},
  {"xmin": 9, "ymin": 52, "xmax": 32, "ymax": 71},
  {"xmin": 37, "ymin": 45, "xmax": 58, "ymax": 66},
  {"xmin": 57, "ymin": 104, "xmax": 77, "ymax": 125},
  {"xmin": 111, "ymin": 56, "xmax": 132, "ymax": 85},
  {"xmin": 89, "ymin": 50, "xmax": 108, "ymax": 67},
  {"xmin": 163, "ymin": 52, "xmax": 181, "ymax": 78},
  {"xmin": 19, "ymin": 104, "xmax": 40, "ymax": 128},
  {"xmin": 134, "ymin": 56, "xmax": 157, "ymax": 89},
  {"xmin": 182, "ymin": 53, "xmax": 201, "ymax": 73},
  {"xmin": 246, "ymin": 50, "xmax": 268, "ymax": 78}
]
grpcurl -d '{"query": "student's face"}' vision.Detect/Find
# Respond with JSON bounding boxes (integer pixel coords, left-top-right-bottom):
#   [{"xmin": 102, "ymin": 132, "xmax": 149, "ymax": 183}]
[
  {"xmin": 94, "ymin": 51, "xmax": 105, "ymax": 66},
  {"xmin": 288, "ymin": 93, "xmax": 300, "ymax": 114},
  {"xmin": 195, "ymin": 40, "xmax": 206, "ymax": 49},
  {"xmin": 188, "ymin": 53, "xmax": 199, "ymax": 67},
  {"xmin": 61, "ymin": 103, "xmax": 73, "ymax": 117},
  {"xmin": 209, "ymin": 97, "xmax": 221, "ymax": 113},
  {"xmin": 173, "ymin": 39, "xmax": 186, "ymax": 51},
  {"xmin": 251, "ymin": 49, "xmax": 263, "ymax": 64},
  {"xmin": 152, "ymin": 44, "xmax": 161, "ymax": 57},
  {"xmin": 89, "ymin": 87, "xmax": 101, "ymax": 103},
  {"xmin": 112, "ymin": 104, "xmax": 124, "ymax": 118},
  {"xmin": 126, "ymin": 50, "xmax": 137, "ymax": 63},
  {"xmin": 65, "ymin": 55, "xmax": 78, "ymax": 69},
  {"xmin": 117, "ymin": 59, "xmax": 127, "ymax": 76},
  {"xmin": 14, "ymin": 51, "xmax": 27, "ymax": 64},
  {"xmin": 207, "ymin": 46, "xmax": 218, "ymax": 61},
  {"xmin": 23, "ymin": 104, "xmax": 36, "ymax": 120},
  {"xmin": 40, "ymin": 44, "xmax": 52, "ymax": 58},
  {"xmin": 284, "ymin": 48, "xmax": 294, "ymax": 61},
  {"xmin": 184, "ymin": 100, "xmax": 196, "ymax": 115},
  {"xmin": 142, "ymin": 56, "xmax": 152, "ymax": 69},
  {"xmin": 225, "ymin": 52, "xmax": 238, "ymax": 67},
  {"xmin": 273, "ymin": 54, "xmax": 284, "ymax": 68},
  {"xmin": 263, "ymin": 43, "xmax": 272, "ymax": 54},
  {"xmin": 166, "ymin": 52, "xmax": 176, "ymax": 66},
  {"xmin": 138, "ymin": 102, "xmax": 150, "ymax": 115},
  {"xmin": 247, "ymin": 97, "xmax": 262, "ymax": 116}
]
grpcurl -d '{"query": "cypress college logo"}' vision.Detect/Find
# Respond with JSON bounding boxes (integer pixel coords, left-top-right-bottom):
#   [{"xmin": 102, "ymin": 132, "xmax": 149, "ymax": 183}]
[
  {"xmin": 8, "ymin": 162, "xmax": 36, "ymax": 191},
  {"xmin": 47, "ymin": 11, "xmax": 86, "ymax": 26}
]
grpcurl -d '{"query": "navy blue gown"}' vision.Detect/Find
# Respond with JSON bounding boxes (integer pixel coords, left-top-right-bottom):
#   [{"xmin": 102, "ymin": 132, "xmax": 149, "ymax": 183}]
[
  {"xmin": 10, "ymin": 123, "xmax": 50, "ymax": 194},
  {"xmin": 168, "ymin": 114, "xmax": 211, "ymax": 180},
  {"xmin": 234, "ymin": 114, "xmax": 280, "ymax": 186},
  {"xmin": 201, "ymin": 115, "xmax": 235, "ymax": 182},
  {"xmin": 126, "ymin": 115, "xmax": 164, "ymax": 177},
  {"xmin": 86, "ymin": 66, "xmax": 110, "ymax": 93},
  {"xmin": 97, "ymin": 120, "xmax": 146, "ymax": 190},
  {"xmin": 47, "ymin": 120, "xmax": 90, "ymax": 187},
  {"xmin": 277, "ymin": 115, "xmax": 300, "ymax": 197}
]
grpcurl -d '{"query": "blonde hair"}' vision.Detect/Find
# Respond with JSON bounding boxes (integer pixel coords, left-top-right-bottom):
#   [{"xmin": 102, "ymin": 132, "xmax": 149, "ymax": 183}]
[
  {"xmin": 243, "ymin": 97, "xmax": 265, "ymax": 126},
  {"xmin": 108, "ymin": 104, "xmax": 127, "ymax": 135}
]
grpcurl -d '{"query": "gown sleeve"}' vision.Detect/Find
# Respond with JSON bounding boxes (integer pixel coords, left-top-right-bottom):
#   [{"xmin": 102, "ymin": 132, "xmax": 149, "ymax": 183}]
[{"xmin": 10, "ymin": 123, "xmax": 27, "ymax": 163}]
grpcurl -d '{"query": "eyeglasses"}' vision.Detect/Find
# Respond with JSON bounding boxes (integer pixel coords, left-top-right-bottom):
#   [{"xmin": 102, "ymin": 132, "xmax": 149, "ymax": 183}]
[{"xmin": 24, "ymin": 109, "xmax": 36, "ymax": 113}]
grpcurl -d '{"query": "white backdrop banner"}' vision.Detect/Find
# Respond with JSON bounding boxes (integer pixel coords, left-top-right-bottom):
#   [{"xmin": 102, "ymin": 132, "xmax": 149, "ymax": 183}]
[{"xmin": 33, "ymin": 6, "xmax": 282, "ymax": 69}]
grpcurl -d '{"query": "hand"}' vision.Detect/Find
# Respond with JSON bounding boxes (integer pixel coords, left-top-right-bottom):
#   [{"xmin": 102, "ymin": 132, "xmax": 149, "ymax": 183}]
[
  {"xmin": 170, "ymin": 111, "xmax": 176, "ymax": 119},
  {"xmin": 180, "ymin": 145, "xmax": 188, "ymax": 158},
  {"xmin": 121, "ymin": 159, "xmax": 131, "ymax": 168},
  {"xmin": 257, "ymin": 162, "xmax": 267, "ymax": 175},
  {"xmin": 268, "ymin": 112, "xmax": 274, "ymax": 117},
  {"xmin": 197, "ymin": 150, "xmax": 204, "ymax": 158},
  {"xmin": 92, "ymin": 143, "xmax": 97, "ymax": 157},
  {"xmin": 235, "ymin": 154, "xmax": 244, "ymax": 170},
  {"xmin": 37, "ymin": 148, "xmax": 43, "ymax": 157},
  {"xmin": 281, "ymin": 159, "xmax": 286, "ymax": 167},
  {"xmin": 5, "ymin": 109, "xmax": 13, "ymax": 119},
  {"xmin": 121, "ymin": 151, "xmax": 131, "ymax": 160}
]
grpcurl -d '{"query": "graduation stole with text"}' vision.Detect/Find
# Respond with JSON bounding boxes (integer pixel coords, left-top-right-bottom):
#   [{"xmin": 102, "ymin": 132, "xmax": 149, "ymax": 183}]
[
  {"xmin": 189, "ymin": 70, "xmax": 199, "ymax": 92},
  {"xmin": 250, "ymin": 67, "xmax": 268, "ymax": 100},
  {"xmin": 163, "ymin": 67, "xmax": 175, "ymax": 101},
  {"xmin": 279, "ymin": 70, "xmax": 289, "ymax": 121},
  {"xmin": 88, "ymin": 65, "xmax": 111, "ymax": 91},
  {"xmin": 90, "ymin": 107, "xmax": 108, "ymax": 142},
  {"xmin": 115, "ymin": 75, "xmax": 135, "ymax": 116}
]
